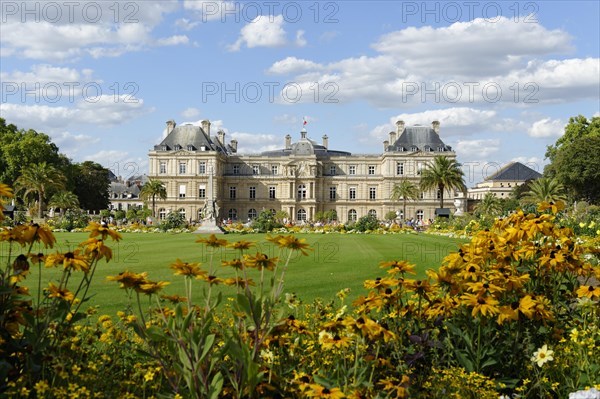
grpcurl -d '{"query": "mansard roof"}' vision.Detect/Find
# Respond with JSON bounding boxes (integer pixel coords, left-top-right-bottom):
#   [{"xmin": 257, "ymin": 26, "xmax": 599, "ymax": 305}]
[
  {"xmin": 388, "ymin": 125, "xmax": 452, "ymax": 152},
  {"xmin": 485, "ymin": 162, "xmax": 542, "ymax": 182},
  {"xmin": 154, "ymin": 124, "xmax": 231, "ymax": 153}
]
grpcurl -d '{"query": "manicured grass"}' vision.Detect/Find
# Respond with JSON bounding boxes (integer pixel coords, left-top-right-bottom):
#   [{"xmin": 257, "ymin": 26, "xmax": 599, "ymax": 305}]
[{"xmin": 13, "ymin": 232, "xmax": 466, "ymax": 316}]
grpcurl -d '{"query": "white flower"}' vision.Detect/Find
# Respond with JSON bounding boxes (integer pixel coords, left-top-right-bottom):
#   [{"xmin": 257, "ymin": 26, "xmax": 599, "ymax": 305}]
[
  {"xmin": 531, "ymin": 344, "xmax": 554, "ymax": 367},
  {"xmin": 569, "ymin": 388, "xmax": 600, "ymax": 399}
]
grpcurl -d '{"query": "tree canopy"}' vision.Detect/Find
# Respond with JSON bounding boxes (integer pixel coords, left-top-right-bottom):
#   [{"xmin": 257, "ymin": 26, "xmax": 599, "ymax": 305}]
[
  {"xmin": 419, "ymin": 156, "xmax": 466, "ymax": 208},
  {"xmin": 544, "ymin": 115, "xmax": 600, "ymax": 204}
]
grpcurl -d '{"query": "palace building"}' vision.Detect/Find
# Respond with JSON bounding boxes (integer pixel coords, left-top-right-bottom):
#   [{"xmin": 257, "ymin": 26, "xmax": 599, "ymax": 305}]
[{"xmin": 148, "ymin": 119, "xmax": 458, "ymax": 223}]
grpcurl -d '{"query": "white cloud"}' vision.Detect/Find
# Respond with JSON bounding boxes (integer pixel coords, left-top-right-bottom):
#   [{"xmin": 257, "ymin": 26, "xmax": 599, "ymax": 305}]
[
  {"xmin": 366, "ymin": 108, "xmax": 498, "ymax": 142},
  {"xmin": 273, "ymin": 114, "xmax": 299, "ymax": 125},
  {"xmin": 0, "ymin": 95, "xmax": 147, "ymax": 129},
  {"xmin": 268, "ymin": 57, "xmax": 324, "ymax": 75},
  {"xmin": 175, "ymin": 18, "xmax": 200, "ymax": 31},
  {"xmin": 456, "ymin": 139, "xmax": 501, "ymax": 160},
  {"xmin": 183, "ymin": 0, "xmax": 236, "ymax": 21},
  {"xmin": 295, "ymin": 30, "xmax": 307, "ymax": 47},
  {"xmin": 528, "ymin": 118, "xmax": 565, "ymax": 138},
  {"xmin": 229, "ymin": 132, "xmax": 280, "ymax": 153},
  {"xmin": 181, "ymin": 107, "xmax": 201, "ymax": 119},
  {"xmin": 0, "ymin": 1, "xmax": 182, "ymax": 61},
  {"xmin": 373, "ymin": 17, "xmax": 573, "ymax": 78},
  {"xmin": 228, "ymin": 15, "xmax": 288, "ymax": 51},
  {"xmin": 156, "ymin": 35, "xmax": 189, "ymax": 46}
]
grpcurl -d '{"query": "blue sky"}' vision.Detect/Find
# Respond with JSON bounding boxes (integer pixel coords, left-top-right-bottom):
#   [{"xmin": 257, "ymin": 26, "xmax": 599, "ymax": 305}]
[{"xmin": 1, "ymin": 0, "xmax": 599, "ymax": 187}]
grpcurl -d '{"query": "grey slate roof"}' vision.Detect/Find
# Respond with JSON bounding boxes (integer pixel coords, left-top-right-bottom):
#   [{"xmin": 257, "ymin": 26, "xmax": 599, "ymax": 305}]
[
  {"xmin": 261, "ymin": 129, "xmax": 351, "ymax": 157},
  {"xmin": 154, "ymin": 124, "xmax": 231, "ymax": 153},
  {"xmin": 485, "ymin": 162, "xmax": 542, "ymax": 181},
  {"xmin": 109, "ymin": 182, "xmax": 141, "ymax": 196},
  {"xmin": 388, "ymin": 126, "xmax": 452, "ymax": 152}
]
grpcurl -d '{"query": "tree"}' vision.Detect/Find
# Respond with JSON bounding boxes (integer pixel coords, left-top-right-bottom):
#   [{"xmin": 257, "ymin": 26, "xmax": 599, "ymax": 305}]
[
  {"xmin": 419, "ymin": 156, "xmax": 466, "ymax": 208},
  {"xmin": 0, "ymin": 118, "xmax": 70, "ymax": 186},
  {"xmin": 390, "ymin": 179, "xmax": 419, "ymax": 221},
  {"xmin": 48, "ymin": 191, "xmax": 80, "ymax": 213},
  {"xmin": 140, "ymin": 179, "xmax": 167, "ymax": 218},
  {"xmin": 545, "ymin": 115, "xmax": 600, "ymax": 161},
  {"xmin": 521, "ymin": 177, "xmax": 567, "ymax": 205},
  {"xmin": 546, "ymin": 135, "xmax": 600, "ymax": 204},
  {"xmin": 15, "ymin": 162, "xmax": 66, "ymax": 218},
  {"xmin": 67, "ymin": 161, "xmax": 110, "ymax": 211},
  {"xmin": 474, "ymin": 192, "xmax": 503, "ymax": 217}
]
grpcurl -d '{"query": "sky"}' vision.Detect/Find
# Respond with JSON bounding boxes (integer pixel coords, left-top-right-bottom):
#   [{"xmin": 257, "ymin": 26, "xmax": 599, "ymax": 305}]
[{"xmin": 1, "ymin": 0, "xmax": 599, "ymax": 188}]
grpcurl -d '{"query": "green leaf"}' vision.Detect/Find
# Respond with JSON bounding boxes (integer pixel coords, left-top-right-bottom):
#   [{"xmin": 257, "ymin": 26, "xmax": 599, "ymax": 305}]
[
  {"xmin": 145, "ymin": 326, "xmax": 167, "ymax": 342},
  {"xmin": 208, "ymin": 372, "xmax": 224, "ymax": 399},
  {"xmin": 200, "ymin": 334, "xmax": 215, "ymax": 362}
]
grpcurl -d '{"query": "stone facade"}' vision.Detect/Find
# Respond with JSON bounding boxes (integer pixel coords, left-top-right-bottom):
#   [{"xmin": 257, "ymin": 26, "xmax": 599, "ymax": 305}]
[
  {"xmin": 148, "ymin": 119, "xmax": 458, "ymax": 223},
  {"xmin": 468, "ymin": 162, "xmax": 542, "ymax": 200}
]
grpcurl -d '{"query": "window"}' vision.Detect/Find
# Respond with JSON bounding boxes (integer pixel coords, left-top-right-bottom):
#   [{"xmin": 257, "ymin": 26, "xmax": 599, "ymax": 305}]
[
  {"xmin": 297, "ymin": 184, "xmax": 306, "ymax": 200},
  {"xmin": 179, "ymin": 162, "xmax": 186, "ymax": 174},
  {"xmin": 178, "ymin": 208, "xmax": 186, "ymax": 218},
  {"xmin": 397, "ymin": 210, "xmax": 404, "ymax": 220},
  {"xmin": 368, "ymin": 209, "xmax": 377, "ymax": 218},
  {"xmin": 411, "ymin": 146, "xmax": 418, "ymax": 152},
  {"xmin": 417, "ymin": 162, "xmax": 424, "ymax": 175},
  {"xmin": 271, "ymin": 165, "xmax": 278, "ymax": 175},
  {"xmin": 368, "ymin": 165, "xmax": 375, "ymax": 175},
  {"xmin": 197, "ymin": 209, "xmax": 203, "ymax": 220},
  {"xmin": 158, "ymin": 208, "xmax": 167, "ymax": 220},
  {"xmin": 437, "ymin": 189, "xmax": 441, "ymax": 199},
  {"xmin": 252, "ymin": 165, "xmax": 260, "ymax": 175},
  {"xmin": 349, "ymin": 187, "xmax": 356, "ymax": 200},
  {"xmin": 420, "ymin": 192, "xmax": 424, "ymax": 199},
  {"xmin": 233, "ymin": 164, "xmax": 240, "ymax": 175},
  {"xmin": 297, "ymin": 209, "xmax": 307, "ymax": 221},
  {"xmin": 369, "ymin": 187, "xmax": 376, "ymax": 200},
  {"xmin": 396, "ymin": 162, "xmax": 404, "ymax": 175},
  {"xmin": 269, "ymin": 186, "xmax": 276, "ymax": 199},
  {"xmin": 248, "ymin": 208, "xmax": 257, "ymax": 220},
  {"xmin": 416, "ymin": 210, "xmax": 424, "ymax": 221},
  {"xmin": 199, "ymin": 162, "xmax": 206, "ymax": 174},
  {"xmin": 269, "ymin": 208, "xmax": 276, "ymax": 215},
  {"xmin": 329, "ymin": 165, "xmax": 336, "ymax": 175},
  {"xmin": 179, "ymin": 184, "xmax": 186, "ymax": 198},
  {"xmin": 348, "ymin": 209, "xmax": 357, "ymax": 222},
  {"xmin": 349, "ymin": 165, "xmax": 356, "ymax": 175},
  {"xmin": 438, "ymin": 146, "xmax": 444, "ymax": 152},
  {"xmin": 229, "ymin": 186, "xmax": 236, "ymax": 199},
  {"xmin": 228, "ymin": 208, "xmax": 237, "ymax": 220},
  {"xmin": 329, "ymin": 186, "xmax": 336, "ymax": 200},
  {"xmin": 187, "ymin": 145, "xmax": 194, "ymax": 151},
  {"xmin": 159, "ymin": 161, "xmax": 166, "ymax": 174},
  {"xmin": 199, "ymin": 185, "xmax": 206, "ymax": 198},
  {"xmin": 249, "ymin": 186, "xmax": 256, "ymax": 199}
]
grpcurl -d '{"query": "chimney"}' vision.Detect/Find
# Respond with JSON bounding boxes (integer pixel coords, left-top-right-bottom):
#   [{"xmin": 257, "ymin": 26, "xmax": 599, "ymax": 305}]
[
  {"xmin": 217, "ymin": 129, "xmax": 225, "ymax": 145},
  {"xmin": 201, "ymin": 119, "xmax": 211, "ymax": 136},
  {"xmin": 432, "ymin": 120, "xmax": 440, "ymax": 134},
  {"xmin": 322, "ymin": 134, "xmax": 328, "ymax": 149},
  {"xmin": 166, "ymin": 119, "xmax": 176, "ymax": 135},
  {"xmin": 383, "ymin": 140, "xmax": 389, "ymax": 151},
  {"xmin": 230, "ymin": 139, "xmax": 238, "ymax": 153},
  {"xmin": 389, "ymin": 131, "xmax": 396, "ymax": 144},
  {"xmin": 285, "ymin": 134, "xmax": 292, "ymax": 149},
  {"xmin": 396, "ymin": 120, "xmax": 405, "ymax": 135}
]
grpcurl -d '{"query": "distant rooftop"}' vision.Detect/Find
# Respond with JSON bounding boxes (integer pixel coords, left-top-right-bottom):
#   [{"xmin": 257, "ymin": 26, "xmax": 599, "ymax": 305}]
[{"xmin": 485, "ymin": 162, "xmax": 542, "ymax": 181}]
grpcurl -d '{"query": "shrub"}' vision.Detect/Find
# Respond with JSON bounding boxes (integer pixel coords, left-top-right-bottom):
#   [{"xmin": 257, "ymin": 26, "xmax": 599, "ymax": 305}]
[
  {"xmin": 354, "ymin": 214, "xmax": 379, "ymax": 232},
  {"xmin": 159, "ymin": 211, "xmax": 187, "ymax": 230},
  {"xmin": 252, "ymin": 209, "xmax": 282, "ymax": 232}
]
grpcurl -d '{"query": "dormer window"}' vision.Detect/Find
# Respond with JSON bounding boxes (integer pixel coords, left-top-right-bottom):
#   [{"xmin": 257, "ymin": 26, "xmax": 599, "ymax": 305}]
[
  {"xmin": 438, "ymin": 146, "xmax": 444, "ymax": 152},
  {"xmin": 187, "ymin": 145, "xmax": 194, "ymax": 151},
  {"xmin": 411, "ymin": 146, "xmax": 418, "ymax": 152},
  {"xmin": 161, "ymin": 145, "xmax": 167, "ymax": 151},
  {"xmin": 200, "ymin": 145, "xmax": 206, "ymax": 151},
  {"xmin": 174, "ymin": 144, "xmax": 181, "ymax": 151}
]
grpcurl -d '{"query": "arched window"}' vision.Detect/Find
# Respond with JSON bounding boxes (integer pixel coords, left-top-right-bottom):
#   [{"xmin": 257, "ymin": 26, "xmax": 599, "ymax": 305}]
[
  {"xmin": 228, "ymin": 208, "xmax": 237, "ymax": 220},
  {"xmin": 248, "ymin": 208, "xmax": 257, "ymax": 220},
  {"xmin": 397, "ymin": 210, "xmax": 404, "ymax": 220},
  {"xmin": 297, "ymin": 184, "xmax": 306, "ymax": 200},
  {"xmin": 348, "ymin": 209, "xmax": 357, "ymax": 222},
  {"xmin": 297, "ymin": 209, "xmax": 307, "ymax": 221},
  {"xmin": 158, "ymin": 208, "xmax": 167, "ymax": 220},
  {"xmin": 178, "ymin": 208, "xmax": 186, "ymax": 218},
  {"xmin": 416, "ymin": 210, "xmax": 424, "ymax": 221},
  {"xmin": 368, "ymin": 209, "xmax": 377, "ymax": 218}
]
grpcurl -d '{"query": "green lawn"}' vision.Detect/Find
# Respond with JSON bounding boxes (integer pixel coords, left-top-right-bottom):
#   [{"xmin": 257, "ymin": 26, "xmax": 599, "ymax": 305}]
[{"xmin": 11, "ymin": 232, "xmax": 466, "ymax": 316}]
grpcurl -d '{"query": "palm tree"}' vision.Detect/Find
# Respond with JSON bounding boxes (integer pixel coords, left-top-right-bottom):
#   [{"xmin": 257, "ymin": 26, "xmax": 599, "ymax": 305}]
[
  {"xmin": 419, "ymin": 156, "xmax": 466, "ymax": 208},
  {"xmin": 474, "ymin": 192, "xmax": 503, "ymax": 217},
  {"xmin": 390, "ymin": 179, "xmax": 419, "ymax": 221},
  {"xmin": 49, "ymin": 191, "xmax": 80, "ymax": 213},
  {"xmin": 15, "ymin": 162, "xmax": 66, "ymax": 218},
  {"xmin": 140, "ymin": 179, "xmax": 167, "ymax": 218},
  {"xmin": 521, "ymin": 177, "xmax": 567, "ymax": 205}
]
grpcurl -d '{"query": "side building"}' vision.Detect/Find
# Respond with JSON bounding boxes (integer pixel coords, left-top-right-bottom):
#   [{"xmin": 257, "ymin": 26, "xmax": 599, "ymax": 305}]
[
  {"xmin": 468, "ymin": 161, "xmax": 542, "ymax": 200},
  {"xmin": 148, "ymin": 119, "xmax": 458, "ymax": 223}
]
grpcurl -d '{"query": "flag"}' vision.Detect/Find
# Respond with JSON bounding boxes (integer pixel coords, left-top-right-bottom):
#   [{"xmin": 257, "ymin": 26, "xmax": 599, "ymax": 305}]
[{"xmin": 303, "ymin": 117, "xmax": 307, "ymax": 126}]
